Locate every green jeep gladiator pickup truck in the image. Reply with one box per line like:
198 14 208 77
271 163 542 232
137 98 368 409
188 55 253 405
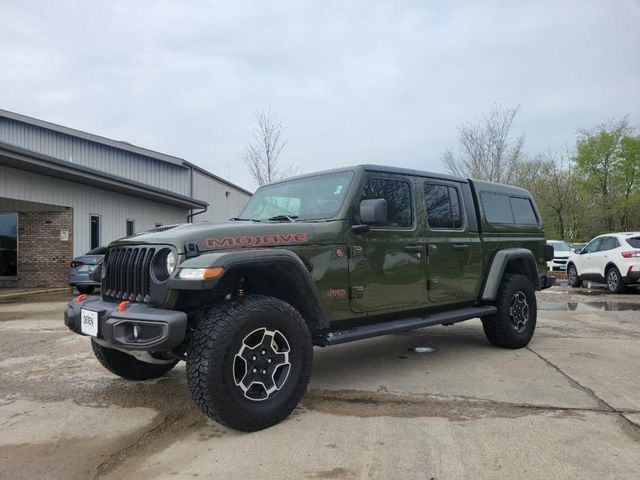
65 165 555 431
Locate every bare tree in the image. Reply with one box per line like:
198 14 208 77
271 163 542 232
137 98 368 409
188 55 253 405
243 107 299 186
443 104 526 183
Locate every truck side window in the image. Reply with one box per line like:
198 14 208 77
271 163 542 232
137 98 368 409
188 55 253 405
361 178 412 228
424 183 462 229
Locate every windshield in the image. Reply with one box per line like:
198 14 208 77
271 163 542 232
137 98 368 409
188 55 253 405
549 241 571 252
240 171 354 221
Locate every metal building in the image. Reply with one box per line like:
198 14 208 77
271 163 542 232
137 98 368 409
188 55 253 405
0 109 251 289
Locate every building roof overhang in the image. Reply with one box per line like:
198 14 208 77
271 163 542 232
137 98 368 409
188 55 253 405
0 141 208 210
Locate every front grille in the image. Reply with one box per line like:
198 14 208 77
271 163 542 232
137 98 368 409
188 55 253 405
103 246 156 303
555 259 567 264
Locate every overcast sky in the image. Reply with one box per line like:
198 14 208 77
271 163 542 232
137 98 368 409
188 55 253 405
1 1 639 191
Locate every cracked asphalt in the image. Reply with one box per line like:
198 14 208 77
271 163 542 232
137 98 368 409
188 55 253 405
1 288 639 479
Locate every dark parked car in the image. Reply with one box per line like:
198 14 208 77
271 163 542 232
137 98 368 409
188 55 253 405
69 246 106 294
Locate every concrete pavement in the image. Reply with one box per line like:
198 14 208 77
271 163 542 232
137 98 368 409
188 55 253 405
0 290 639 479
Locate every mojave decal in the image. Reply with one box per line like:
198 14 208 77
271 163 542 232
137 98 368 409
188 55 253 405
205 233 309 249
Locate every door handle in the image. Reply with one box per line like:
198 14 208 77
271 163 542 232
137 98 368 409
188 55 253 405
404 245 424 253
452 244 469 251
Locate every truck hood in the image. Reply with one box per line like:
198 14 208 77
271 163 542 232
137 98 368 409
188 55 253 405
109 220 328 254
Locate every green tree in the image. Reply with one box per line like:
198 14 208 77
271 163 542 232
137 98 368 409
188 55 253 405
618 135 640 231
573 118 633 232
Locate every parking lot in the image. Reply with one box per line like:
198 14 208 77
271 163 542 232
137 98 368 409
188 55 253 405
1 286 639 480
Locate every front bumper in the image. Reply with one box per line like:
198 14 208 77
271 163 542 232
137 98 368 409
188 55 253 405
64 297 187 351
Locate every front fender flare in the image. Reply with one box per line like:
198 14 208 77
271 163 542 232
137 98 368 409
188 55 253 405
169 248 330 330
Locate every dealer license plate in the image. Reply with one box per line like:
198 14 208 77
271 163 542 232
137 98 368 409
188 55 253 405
80 309 98 336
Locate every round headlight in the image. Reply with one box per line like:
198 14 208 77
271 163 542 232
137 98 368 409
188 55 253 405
166 251 177 275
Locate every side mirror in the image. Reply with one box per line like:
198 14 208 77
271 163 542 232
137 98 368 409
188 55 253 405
574 248 583 254
360 199 387 225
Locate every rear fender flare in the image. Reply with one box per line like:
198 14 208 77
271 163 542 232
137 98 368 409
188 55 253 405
482 248 540 301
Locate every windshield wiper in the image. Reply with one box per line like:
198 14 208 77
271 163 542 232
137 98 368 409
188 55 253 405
230 217 260 222
266 215 298 222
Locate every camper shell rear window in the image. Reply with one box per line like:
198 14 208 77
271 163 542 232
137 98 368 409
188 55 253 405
480 192 538 225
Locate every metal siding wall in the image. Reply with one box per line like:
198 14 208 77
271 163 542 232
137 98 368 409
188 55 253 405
191 171 251 222
0 165 187 257
0 118 190 195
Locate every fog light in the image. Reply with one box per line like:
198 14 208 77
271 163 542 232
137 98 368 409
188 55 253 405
133 325 140 340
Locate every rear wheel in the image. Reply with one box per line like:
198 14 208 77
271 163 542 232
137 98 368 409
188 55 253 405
606 266 627 294
567 264 582 288
76 285 95 294
91 340 178 380
482 274 537 349
187 295 313 432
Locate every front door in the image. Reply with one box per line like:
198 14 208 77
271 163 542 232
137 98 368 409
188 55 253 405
575 237 602 276
422 181 474 303
348 175 428 313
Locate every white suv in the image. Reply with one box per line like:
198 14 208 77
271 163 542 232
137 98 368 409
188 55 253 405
566 232 640 293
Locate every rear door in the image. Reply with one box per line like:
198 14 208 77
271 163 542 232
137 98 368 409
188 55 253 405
348 174 428 313
422 180 476 304
596 236 620 277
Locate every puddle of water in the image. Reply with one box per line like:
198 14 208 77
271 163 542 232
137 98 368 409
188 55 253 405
413 347 435 353
539 302 640 312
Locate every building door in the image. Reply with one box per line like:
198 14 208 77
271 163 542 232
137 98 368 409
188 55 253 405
0 212 18 277
90 215 101 249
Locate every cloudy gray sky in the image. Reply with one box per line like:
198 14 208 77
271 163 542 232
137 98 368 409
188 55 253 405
1 0 639 191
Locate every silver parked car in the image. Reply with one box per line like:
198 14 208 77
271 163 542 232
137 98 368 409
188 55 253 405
69 246 106 294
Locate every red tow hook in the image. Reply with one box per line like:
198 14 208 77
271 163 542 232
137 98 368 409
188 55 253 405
76 294 87 304
117 301 130 312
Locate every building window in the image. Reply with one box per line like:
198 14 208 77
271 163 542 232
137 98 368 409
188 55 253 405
90 215 101 249
0 212 18 277
126 219 135 237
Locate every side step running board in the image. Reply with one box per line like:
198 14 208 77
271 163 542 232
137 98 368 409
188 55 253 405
316 306 497 346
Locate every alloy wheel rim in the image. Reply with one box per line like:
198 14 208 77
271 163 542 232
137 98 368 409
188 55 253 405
509 291 529 334
233 327 292 402
568 266 576 283
608 270 618 291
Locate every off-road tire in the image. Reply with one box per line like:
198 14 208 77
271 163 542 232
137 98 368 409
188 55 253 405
567 264 582 288
187 295 313 432
91 340 178 380
482 274 537 349
76 285 95 295
606 266 627 294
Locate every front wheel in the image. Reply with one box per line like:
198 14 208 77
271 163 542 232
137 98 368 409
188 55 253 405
187 295 313 432
606 267 627 294
567 264 582 288
482 274 537 349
